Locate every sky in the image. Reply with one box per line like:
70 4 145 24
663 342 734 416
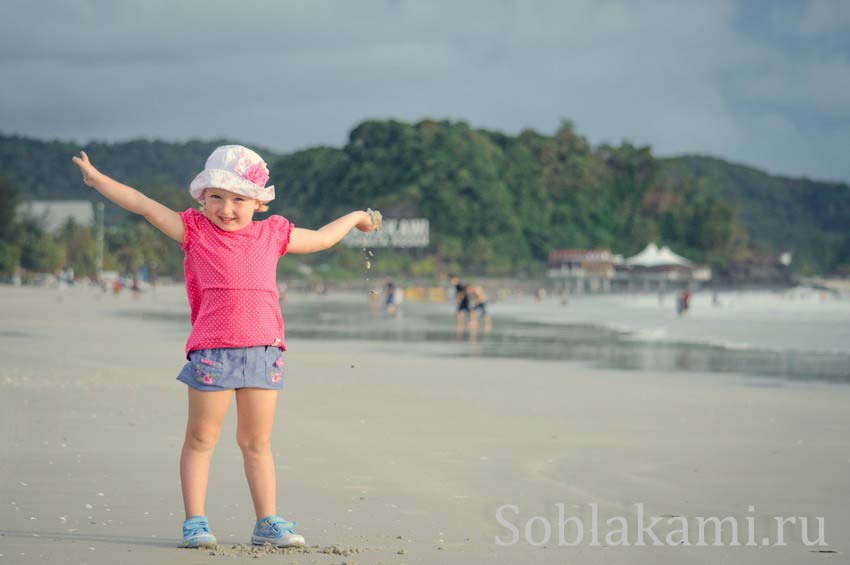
2 0 849 182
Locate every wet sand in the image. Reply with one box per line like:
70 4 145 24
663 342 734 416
1 284 849 564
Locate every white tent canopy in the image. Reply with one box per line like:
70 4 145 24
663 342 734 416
625 243 693 268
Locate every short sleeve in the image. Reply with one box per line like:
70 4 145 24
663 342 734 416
267 215 294 256
178 208 202 252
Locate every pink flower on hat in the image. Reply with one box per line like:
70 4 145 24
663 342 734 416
242 162 270 187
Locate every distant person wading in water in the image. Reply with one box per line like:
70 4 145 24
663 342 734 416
676 289 691 316
468 284 492 334
449 274 471 335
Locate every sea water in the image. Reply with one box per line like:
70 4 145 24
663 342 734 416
122 287 850 385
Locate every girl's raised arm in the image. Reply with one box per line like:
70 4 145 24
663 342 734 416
71 151 185 245
287 210 377 254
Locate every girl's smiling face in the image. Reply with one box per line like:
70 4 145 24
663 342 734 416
201 188 262 231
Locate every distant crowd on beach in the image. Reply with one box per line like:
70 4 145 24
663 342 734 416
449 274 492 336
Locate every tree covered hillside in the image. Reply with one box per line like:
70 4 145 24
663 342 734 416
0 134 279 199
661 156 850 275
271 119 743 275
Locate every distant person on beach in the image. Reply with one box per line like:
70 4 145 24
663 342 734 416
468 284 492 334
368 288 380 315
676 289 691 316
384 279 399 316
534 287 546 303
449 274 471 334
73 145 379 549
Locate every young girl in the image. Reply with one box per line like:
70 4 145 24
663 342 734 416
72 145 378 549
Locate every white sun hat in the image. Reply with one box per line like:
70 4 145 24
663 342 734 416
189 145 275 203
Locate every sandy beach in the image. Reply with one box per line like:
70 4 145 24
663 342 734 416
1 284 848 564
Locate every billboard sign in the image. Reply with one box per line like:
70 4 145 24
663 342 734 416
343 218 430 248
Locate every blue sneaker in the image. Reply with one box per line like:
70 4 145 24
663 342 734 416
179 515 217 548
251 515 306 547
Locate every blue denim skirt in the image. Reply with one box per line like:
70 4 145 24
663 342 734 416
177 346 285 391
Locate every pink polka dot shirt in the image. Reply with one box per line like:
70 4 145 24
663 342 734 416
179 208 293 359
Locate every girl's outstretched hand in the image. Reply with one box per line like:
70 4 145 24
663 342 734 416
71 150 102 188
357 208 382 232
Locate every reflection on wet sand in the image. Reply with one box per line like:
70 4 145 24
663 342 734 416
120 294 850 385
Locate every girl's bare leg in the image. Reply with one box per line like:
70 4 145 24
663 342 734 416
235 388 279 519
180 388 233 519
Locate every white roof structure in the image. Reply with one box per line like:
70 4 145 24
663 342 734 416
625 243 693 268
16 200 95 233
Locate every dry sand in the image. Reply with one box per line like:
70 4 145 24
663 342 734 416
1 284 848 564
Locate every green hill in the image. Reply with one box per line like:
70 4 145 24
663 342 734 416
1 120 848 278
271 119 748 275
660 155 850 274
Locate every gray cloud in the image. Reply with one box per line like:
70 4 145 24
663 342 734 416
1 0 848 182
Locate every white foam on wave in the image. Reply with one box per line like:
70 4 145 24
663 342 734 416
494 289 850 356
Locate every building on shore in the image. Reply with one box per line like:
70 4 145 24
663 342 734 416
16 200 94 233
620 243 711 292
714 251 792 285
547 249 621 294
547 243 711 294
